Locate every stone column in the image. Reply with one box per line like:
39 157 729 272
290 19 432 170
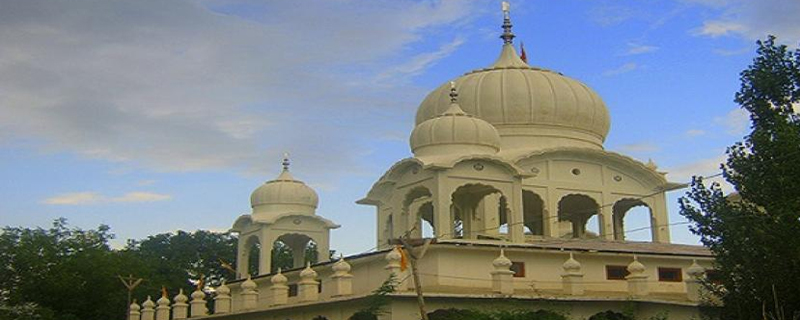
128 301 141 320
236 239 249 278
298 263 320 302
172 290 189 320
189 289 206 317
490 249 515 296
140 297 155 320
561 253 584 295
545 187 561 238
686 259 706 302
331 258 353 297
240 276 259 310
214 282 231 314
270 269 289 306
154 294 170 320
626 256 649 297
434 171 452 239
509 181 525 242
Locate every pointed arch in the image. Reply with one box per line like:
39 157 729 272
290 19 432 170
522 190 545 236
612 198 653 241
558 194 600 239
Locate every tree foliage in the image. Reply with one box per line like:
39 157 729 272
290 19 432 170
0 219 240 320
679 36 800 320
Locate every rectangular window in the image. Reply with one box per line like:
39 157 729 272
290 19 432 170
658 267 683 282
288 284 298 297
606 265 629 280
510 261 525 278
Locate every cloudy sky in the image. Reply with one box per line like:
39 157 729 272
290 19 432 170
1 0 799 254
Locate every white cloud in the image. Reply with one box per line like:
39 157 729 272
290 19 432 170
0 0 481 182
685 129 706 137
712 47 750 56
136 179 157 186
43 192 103 205
625 43 659 55
603 62 639 76
666 154 733 193
690 0 800 45
375 36 465 84
43 191 172 205
714 108 749 135
693 21 747 37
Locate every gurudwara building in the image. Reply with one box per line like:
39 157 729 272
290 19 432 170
127 4 714 320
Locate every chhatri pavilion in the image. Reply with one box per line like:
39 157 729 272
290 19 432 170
127 3 715 320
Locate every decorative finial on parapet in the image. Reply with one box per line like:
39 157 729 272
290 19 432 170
449 81 458 103
500 1 515 44
282 153 290 171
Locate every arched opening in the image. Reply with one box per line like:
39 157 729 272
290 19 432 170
558 194 600 239
245 236 261 276
451 184 505 239
403 186 434 238
272 233 316 272
588 310 634 320
612 199 653 242
522 190 545 236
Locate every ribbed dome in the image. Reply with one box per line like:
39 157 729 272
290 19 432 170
250 164 318 217
415 44 610 152
410 87 501 159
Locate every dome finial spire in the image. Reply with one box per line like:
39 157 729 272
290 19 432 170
281 153 290 171
449 81 458 103
500 1 515 45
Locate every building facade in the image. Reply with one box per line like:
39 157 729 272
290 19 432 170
127 3 715 320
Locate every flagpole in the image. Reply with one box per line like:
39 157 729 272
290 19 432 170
399 229 429 320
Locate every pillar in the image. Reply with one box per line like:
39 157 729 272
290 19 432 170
298 263 319 302
651 194 671 243
259 229 273 274
128 301 141 320
626 256 649 297
545 187 560 238
140 297 155 320
561 253 584 295
171 290 189 320
270 269 289 306
236 239 248 278
509 181 525 242
686 259 706 302
490 249 515 296
213 282 231 314
331 258 353 297
434 171 452 239
600 192 615 240
240 276 259 310
189 289 206 317
155 294 170 320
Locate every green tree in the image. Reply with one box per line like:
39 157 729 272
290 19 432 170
0 219 140 320
124 230 237 295
679 36 800 320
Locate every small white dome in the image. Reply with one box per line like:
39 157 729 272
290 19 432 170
142 296 155 308
174 289 188 303
271 269 288 285
627 257 646 274
157 295 170 306
190 289 205 300
410 86 501 158
687 259 705 277
129 301 141 311
492 249 512 268
241 275 257 291
250 162 318 217
562 253 582 273
216 282 230 295
385 247 402 263
332 258 352 273
300 263 318 279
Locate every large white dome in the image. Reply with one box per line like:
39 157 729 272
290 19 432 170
415 44 610 153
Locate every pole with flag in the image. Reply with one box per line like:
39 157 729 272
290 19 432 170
520 41 528 63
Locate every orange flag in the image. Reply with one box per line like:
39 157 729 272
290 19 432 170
520 42 528 63
397 245 409 271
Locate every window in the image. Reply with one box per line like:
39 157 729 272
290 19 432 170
510 261 525 278
606 265 629 280
288 284 298 297
658 267 683 282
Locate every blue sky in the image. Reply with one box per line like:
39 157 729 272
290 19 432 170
1 0 799 254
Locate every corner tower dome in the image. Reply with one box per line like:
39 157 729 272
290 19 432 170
410 83 501 159
250 156 319 218
414 8 610 154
